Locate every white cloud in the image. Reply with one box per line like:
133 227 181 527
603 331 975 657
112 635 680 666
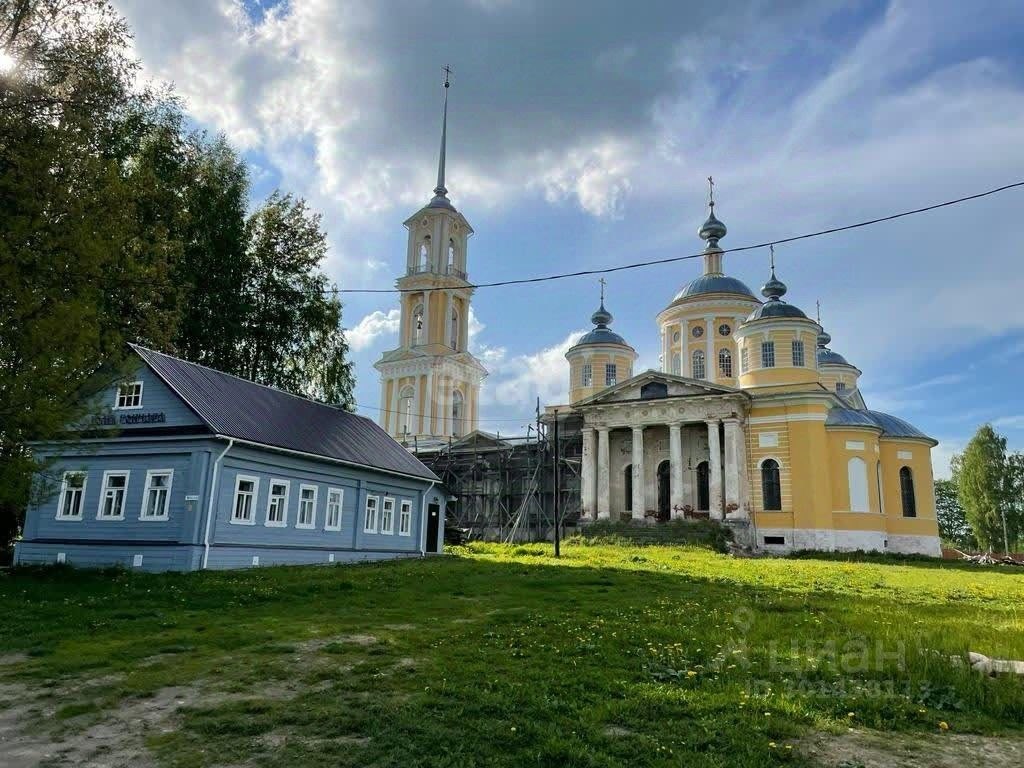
481 331 586 410
537 138 636 218
992 415 1024 430
347 309 400 351
932 439 963 480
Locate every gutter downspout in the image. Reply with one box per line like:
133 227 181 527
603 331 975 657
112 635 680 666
202 437 234 570
420 481 437 556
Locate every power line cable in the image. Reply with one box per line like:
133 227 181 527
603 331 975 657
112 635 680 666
332 180 1024 294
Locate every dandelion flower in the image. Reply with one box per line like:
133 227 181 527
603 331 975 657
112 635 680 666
939 721 949 731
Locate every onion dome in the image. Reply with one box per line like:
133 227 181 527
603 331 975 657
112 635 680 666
571 288 633 350
816 323 853 366
745 256 807 321
698 202 728 245
591 301 613 327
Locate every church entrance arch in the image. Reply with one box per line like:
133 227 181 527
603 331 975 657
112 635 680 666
696 461 710 511
623 464 632 513
657 460 671 522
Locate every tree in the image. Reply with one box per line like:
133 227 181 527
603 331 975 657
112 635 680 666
239 192 355 407
956 425 1016 553
934 478 974 550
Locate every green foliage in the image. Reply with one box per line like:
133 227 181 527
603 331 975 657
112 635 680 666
3 546 1024 767
956 425 1017 553
934 479 975 550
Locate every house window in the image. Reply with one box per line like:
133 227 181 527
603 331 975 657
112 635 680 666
381 497 395 534
848 457 869 512
605 363 617 387
791 340 805 367
114 381 143 409
900 467 916 517
761 341 775 368
231 476 258 524
718 348 732 377
761 460 782 511
452 390 464 437
740 347 748 374
836 382 847 393
364 495 379 533
297 485 317 529
57 472 87 519
325 488 343 531
265 480 289 527
399 500 412 536
581 363 593 387
140 470 173 520
692 350 705 380
97 471 129 519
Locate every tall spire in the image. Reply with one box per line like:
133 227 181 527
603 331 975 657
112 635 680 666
698 175 727 275
430 66 453 209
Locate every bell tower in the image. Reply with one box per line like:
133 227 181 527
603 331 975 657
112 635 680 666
375 69 487 443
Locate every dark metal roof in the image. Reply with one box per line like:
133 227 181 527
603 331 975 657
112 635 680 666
817 348 853 366
573 327 632 348
745 299 809 321
673 274 757 301
826 406 934 443
131 344 438 481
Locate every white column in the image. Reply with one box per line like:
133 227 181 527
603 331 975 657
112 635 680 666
706 419 723 519
681 324 688 377
421 291 431 347
581 428 597 520
631 426 645 518
443 291 453 347
660 330 667 373
669 422 684 518
723 418 741 516
597 428 611 519
389 379 400 437
706 316 715 382
425 370 435 435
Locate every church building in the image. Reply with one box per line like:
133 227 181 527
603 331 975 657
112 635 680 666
556 190 942 556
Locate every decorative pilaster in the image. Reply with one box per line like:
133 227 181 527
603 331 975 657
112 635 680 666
669 423 684 518
631 426 645 518
723 418 745 517
444 291 453 347
597 428 611 519
581 428 597 520
706 419 723 519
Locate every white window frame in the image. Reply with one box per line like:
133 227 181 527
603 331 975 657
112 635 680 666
791 340 805 367
139 469 173 521
113 380 144 410
399 499 413 536
836 381 847 393
718 348 732 378
56 471 87 520
605 363 617 387
581 363 593 387
364 494 379 533
264 479 290 528
761 341 776 368
324 487 344 531
296 484 318 529
231 474 259 525
381 497 395 535
692 350 706 380
96 470 130 520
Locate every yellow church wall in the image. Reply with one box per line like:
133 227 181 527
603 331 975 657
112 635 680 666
567 350 635 404
786 418 834 530
878 440 939 536
826 428 882 515
383 378 395 433
417 374 428 434
819 365 860 395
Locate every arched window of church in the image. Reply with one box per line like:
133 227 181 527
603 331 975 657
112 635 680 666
899 466 916 517
848 457 869 512
719 348 732 378
447 239 456 271
692 350 706 380
412 303 424 345
451 390 465 437
761 459 781 511
450 308 459 350
398 386 415 436
419 237 430 271
671 353 681 375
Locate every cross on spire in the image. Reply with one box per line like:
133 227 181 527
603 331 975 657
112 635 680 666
816 299 821 324
769 244 776 272
708 175 715 207
599 277 606 303
442 64 453 88
432 65 454 206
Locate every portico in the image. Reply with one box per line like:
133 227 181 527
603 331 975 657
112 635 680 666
575 372 750 522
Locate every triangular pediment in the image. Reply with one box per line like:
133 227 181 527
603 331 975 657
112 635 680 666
576 370 744 407
449 430 511 451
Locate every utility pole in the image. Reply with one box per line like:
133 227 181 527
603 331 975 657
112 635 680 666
553 408 560 558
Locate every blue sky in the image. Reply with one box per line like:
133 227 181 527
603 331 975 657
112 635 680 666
116 0 1024 476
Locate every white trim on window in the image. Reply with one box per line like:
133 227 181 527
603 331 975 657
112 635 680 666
264 478 290 528
381 497 395 534
96 470 129 520
364 494 379 533
231 474 259 525
56 471 87 520
399 499 413 536
297 484 318 529
324 487 344 531
113 380 144 410
139 469 173 521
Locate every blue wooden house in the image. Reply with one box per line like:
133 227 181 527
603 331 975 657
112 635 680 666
15 345 446 571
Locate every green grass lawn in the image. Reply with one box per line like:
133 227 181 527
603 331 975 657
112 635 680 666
1 543 1023 767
